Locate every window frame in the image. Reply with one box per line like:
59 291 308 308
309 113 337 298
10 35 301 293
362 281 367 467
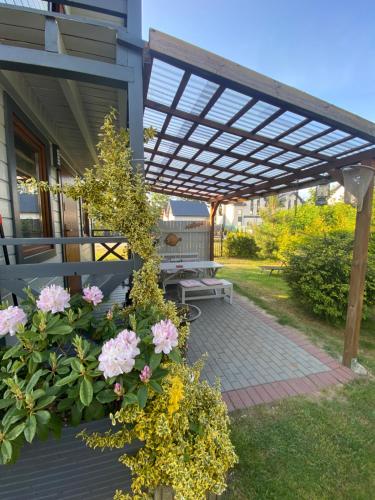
5 96 56 264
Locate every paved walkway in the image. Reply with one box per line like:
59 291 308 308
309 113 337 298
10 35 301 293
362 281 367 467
187 293 355 411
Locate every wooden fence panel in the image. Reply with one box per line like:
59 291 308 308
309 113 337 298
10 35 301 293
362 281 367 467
158 220 210 260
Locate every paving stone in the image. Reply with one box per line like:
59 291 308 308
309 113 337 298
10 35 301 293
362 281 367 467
186 293 350 405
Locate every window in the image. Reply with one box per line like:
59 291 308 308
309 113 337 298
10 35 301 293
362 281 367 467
13 116 53 259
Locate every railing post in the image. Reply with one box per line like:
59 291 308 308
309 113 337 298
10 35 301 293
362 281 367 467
126 0 144 174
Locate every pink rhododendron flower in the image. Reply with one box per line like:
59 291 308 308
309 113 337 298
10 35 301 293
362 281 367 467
98 329 140 379
151 319 178 355
139 365 152 383
36 285 70 314
83 285 104 306
0 306 27 337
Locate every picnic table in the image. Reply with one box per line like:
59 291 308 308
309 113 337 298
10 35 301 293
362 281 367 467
160 260 223 291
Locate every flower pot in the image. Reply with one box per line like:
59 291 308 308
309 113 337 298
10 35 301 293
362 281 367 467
0 418 139 500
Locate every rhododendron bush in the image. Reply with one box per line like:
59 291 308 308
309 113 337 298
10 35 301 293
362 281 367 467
0 286 182 466
1 111 236 498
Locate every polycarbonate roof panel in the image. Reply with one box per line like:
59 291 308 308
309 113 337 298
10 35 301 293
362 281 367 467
210 132 239 149
166 116 194 137
258 111 306 138
144 50 375 201
214 156 237 167
177 75 219 115
301 129 350 151
251 145 283 160
143 108 166 131
189 125 217 144
320 137 369 156
232 139 263 155
147 59 184 106
195 151 219 163
234 101 279 131
281 121 330 145
205 88 251 124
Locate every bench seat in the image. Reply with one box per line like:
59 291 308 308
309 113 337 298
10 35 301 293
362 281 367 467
178 279 233 304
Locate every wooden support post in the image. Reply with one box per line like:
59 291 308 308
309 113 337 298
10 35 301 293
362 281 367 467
343 167 374 367
209 201 220 261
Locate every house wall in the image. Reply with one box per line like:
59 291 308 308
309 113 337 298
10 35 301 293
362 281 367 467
217 201 264 230
166 215 209 222
217 192 302 231
0 86 65 307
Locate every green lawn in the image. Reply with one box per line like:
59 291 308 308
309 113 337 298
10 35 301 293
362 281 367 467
215 258 375 500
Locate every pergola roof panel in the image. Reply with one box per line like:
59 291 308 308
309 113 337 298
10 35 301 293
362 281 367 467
205 88 251 123
144 30 375 201
177 74 220 115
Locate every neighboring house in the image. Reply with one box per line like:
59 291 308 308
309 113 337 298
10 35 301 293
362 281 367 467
163 200 209 221
216 192 302 231
328 183 345 204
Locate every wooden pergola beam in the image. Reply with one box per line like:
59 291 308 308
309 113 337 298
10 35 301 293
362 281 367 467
221 147 375 201
209 201 220 260
343 160 375 367
145 99 330 164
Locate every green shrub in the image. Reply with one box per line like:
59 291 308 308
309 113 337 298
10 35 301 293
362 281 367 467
284 232 375 323
223 232 258 258
254 202 357 260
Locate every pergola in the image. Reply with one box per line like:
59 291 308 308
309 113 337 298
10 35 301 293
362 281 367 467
0 0 373 369
143 30 375 368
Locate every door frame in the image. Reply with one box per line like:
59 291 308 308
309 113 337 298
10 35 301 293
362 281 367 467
58 155 82 292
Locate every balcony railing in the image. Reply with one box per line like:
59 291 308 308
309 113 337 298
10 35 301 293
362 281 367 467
0 236 141 300
91 229 130 261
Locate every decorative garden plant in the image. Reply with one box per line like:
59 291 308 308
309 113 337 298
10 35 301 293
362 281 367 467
0 111 237 499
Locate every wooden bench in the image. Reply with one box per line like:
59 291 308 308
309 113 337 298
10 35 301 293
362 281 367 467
178 279 233 304
259 265 286 275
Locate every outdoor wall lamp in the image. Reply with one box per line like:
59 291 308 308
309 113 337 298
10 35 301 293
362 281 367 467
342 164 375 212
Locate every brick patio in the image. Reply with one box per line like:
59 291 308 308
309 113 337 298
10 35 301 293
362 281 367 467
187 293 355 412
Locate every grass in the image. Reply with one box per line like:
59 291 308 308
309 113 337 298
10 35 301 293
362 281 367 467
215 258 375 499
224 380 375 499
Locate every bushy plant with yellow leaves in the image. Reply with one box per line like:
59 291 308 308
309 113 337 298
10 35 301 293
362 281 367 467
80 361 237 499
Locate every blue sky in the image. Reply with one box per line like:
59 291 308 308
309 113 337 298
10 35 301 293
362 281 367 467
142 0 375 123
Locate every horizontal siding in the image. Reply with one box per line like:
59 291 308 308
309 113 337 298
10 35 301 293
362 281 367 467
0 418 134 499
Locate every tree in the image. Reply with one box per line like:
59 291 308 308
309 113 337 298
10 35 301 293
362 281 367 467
149 192 169 218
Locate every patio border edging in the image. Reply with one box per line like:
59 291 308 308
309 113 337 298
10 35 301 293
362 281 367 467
222 293 356 411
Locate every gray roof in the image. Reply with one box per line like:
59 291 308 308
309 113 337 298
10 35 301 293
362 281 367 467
169 200 209 217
